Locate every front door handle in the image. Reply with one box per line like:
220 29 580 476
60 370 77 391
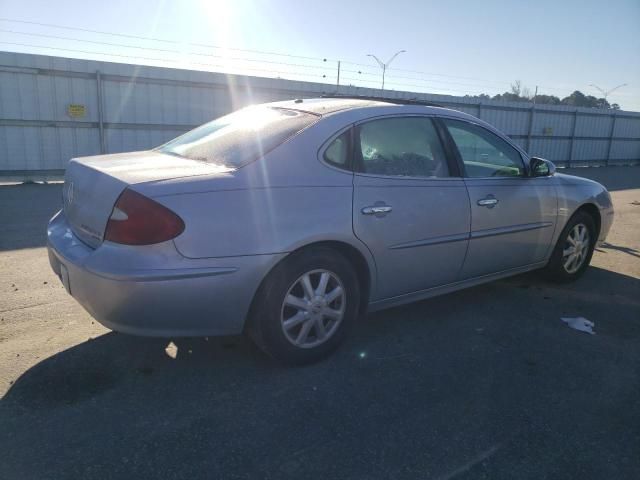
362 205 393 215
477 196 499 208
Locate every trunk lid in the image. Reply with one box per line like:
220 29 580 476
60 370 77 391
63 151 231 248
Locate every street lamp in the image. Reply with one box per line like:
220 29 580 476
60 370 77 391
589 83 627 109
367 50 406 90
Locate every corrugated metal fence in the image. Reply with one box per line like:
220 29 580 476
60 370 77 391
1 51 639 180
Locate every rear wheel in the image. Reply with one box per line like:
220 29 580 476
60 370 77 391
543 210 596 282
247 247 360 365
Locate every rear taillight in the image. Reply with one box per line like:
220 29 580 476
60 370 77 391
104 189 185 245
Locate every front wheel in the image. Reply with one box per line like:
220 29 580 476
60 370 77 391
543 211 597 282
247 247 360 365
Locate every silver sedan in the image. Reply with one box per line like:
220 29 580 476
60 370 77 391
47 98 614 364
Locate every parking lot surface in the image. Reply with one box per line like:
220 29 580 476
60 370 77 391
1 167 639 479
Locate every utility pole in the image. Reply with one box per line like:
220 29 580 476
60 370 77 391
589 83 627 109
367 50 406 90
532 85 538 105
336 61 341 87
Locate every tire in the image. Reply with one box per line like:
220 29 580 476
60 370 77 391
247 247 360 365
543 210 597 283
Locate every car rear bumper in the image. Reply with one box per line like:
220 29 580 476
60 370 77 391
47 211 284 337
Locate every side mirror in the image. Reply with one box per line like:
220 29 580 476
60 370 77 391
529 157 556 177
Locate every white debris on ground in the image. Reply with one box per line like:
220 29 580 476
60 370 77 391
561 317 595 335
165 341 178 359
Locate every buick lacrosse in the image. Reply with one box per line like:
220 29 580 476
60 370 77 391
48 97 614 363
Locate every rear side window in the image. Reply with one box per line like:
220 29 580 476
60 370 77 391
323 130 351 169
356 117 449 178
157 106 318 168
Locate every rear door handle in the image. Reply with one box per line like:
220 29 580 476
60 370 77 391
362 205 392 215
477 196 499 208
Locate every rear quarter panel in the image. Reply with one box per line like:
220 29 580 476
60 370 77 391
161 184 355 258
150 122 370 260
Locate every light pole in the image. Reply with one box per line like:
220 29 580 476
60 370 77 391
367 50 406 90
589 83 627 109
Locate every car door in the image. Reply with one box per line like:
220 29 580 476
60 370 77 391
439 118 557 279
350 115 470 301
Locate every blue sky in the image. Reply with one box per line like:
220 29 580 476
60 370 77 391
1 0 638 110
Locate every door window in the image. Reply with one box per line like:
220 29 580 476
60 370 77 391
356 117 449 178
443 119 525 177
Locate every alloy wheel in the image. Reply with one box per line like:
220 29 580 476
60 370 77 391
280 269 346 349
562 223 590 274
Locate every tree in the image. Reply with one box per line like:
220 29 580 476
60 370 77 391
492 92 526 103
534 94 561 105
510 80 523 97
560 90 610 108
463 82 622 109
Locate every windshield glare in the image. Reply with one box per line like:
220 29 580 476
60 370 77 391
157 106 317 168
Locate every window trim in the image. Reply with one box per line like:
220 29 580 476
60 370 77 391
436 117 529 180
352 114 460 180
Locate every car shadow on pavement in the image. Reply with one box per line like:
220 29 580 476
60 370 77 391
1 266 639 479
597 242 640 259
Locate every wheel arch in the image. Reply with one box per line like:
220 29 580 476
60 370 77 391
308 240 373 316
244 239 375 333
575 202 601 238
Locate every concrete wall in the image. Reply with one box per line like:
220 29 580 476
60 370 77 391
1 51 639 179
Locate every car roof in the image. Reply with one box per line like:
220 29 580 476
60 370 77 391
267 97 528 158
270 98 386 115
269 97 477 121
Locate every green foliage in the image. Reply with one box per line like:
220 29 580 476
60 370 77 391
534 94 561 105
561 90 610 108
465 81 622 109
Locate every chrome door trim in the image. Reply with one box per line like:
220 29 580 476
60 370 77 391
387 222 552 250
353 173 464 182
470 221 553 239
388 232 469 250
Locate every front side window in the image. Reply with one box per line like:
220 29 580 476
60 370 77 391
157 106 318 168
356 117 449 178
442 119 524 177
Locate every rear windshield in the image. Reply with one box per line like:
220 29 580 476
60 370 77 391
157 106 317 168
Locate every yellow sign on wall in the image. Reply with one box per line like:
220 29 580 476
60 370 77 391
67 104 86 118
